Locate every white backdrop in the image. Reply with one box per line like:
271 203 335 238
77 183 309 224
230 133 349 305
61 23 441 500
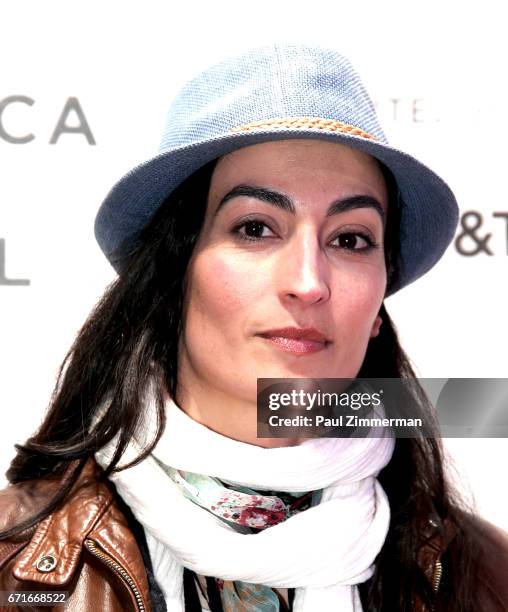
1 1 507 530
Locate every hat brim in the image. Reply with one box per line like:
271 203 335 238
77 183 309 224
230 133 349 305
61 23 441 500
94 128 458 295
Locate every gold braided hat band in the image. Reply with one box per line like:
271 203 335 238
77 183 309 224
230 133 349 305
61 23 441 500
229 116 377 141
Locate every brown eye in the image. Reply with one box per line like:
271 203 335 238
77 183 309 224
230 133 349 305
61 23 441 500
330 232 376 252
242 221 268 237
232 219 276 241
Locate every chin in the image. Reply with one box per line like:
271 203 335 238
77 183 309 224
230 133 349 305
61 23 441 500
276 363 335 378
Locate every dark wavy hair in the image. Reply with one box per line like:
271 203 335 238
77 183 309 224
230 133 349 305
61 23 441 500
0 157 484 611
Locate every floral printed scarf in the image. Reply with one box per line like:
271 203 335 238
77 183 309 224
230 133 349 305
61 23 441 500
163 464 320 611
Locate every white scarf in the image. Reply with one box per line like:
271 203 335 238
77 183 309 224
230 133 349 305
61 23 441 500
95 393 395 612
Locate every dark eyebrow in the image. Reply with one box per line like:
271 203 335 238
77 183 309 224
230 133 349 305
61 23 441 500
215 185 295 215
214 185 385 223
326 195 385 223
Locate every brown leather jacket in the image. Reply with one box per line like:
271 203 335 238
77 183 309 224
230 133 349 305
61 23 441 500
0 458 507 612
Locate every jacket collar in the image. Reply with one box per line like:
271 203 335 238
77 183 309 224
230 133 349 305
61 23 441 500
11 459 152 610
12 459 114 585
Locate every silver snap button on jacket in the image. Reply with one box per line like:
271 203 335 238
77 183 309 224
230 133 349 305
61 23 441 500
36 554 57 572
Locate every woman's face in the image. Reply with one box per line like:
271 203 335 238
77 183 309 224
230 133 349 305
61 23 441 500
177 139 388 404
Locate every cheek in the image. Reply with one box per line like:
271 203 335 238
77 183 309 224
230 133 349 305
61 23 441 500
184 250 261 334
354 272 385 313
333 265 385 330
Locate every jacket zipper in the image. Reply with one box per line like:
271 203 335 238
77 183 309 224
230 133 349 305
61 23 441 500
421 559 443 612
431 559 443 593
85 538 145 612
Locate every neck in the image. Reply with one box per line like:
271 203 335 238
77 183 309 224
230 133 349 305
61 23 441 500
174 383 302 448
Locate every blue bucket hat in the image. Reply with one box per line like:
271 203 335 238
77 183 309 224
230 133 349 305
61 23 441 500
94 43 458 295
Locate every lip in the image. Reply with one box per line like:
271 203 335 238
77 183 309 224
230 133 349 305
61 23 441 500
257 327 331 354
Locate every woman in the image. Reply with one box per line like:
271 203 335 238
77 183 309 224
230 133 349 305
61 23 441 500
0 44 507 612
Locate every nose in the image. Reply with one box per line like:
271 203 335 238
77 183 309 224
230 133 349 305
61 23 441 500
277 229 331 306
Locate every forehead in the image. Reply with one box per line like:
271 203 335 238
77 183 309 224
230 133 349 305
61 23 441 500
209 139 389 211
